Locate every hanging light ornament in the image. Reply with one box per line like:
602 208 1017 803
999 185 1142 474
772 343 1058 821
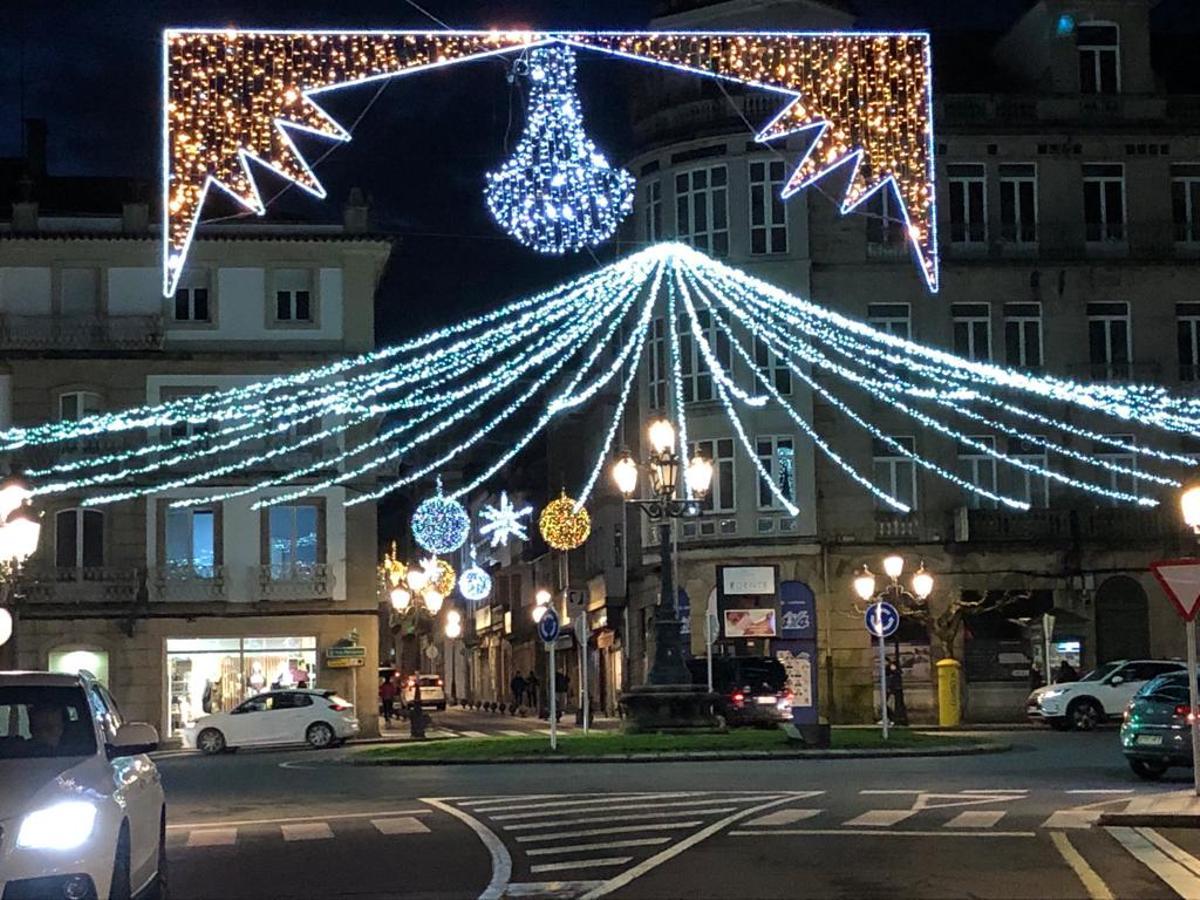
411 479 471 554
458 545 493 603
484 43 635 255
538 491 591 550
419 555 457 597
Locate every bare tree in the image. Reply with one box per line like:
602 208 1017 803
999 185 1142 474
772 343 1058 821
851 589 1032 661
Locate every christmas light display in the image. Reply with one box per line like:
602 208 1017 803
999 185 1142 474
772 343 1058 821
484 43 634 254
420 555 457 597
411 484 471 554
478 491 533 547
459 564 493 603
539 492 592 550
162 29 938 294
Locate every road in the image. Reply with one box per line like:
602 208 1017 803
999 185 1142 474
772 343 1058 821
156 716 1200 899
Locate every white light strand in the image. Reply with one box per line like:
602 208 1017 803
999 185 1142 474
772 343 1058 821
666 273 691 498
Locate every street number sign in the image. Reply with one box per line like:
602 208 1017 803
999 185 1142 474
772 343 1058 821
538 608 561 643
1151 559 1200 622
865 601 899 638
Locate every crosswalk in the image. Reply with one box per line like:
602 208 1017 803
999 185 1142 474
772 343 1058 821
421 726 560 740
169 810 434 849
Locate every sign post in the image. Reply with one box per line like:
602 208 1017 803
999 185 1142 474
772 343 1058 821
568 591 588 736
865 600 899 740
538 608 561 751
1150 559 1200 796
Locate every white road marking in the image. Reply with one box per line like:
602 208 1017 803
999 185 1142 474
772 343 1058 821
281 822 334 841
168 808 431 830
532 857 633 875
1106 826 1200 897
459 794 566 807
504 882 604 897
500 730 528 737
493 796 764 822
944 811 1006 829
460 730 490 738
844 810 917 828
1051 831 1114 900
372 817 431 835
516 822 704 843
729 829 1037 838
1137 828 1200 879
1066 790 1135 795
526 837 671 856
472 793 694 814
745 809 823 827
186 828 237 847
1042 810 1102 830
502 807 740 831
423 797 512 900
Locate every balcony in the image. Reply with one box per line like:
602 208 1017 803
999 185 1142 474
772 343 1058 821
0 315 163 351
955 507 1186 546
149 565 228 602
18 567 139 604
632 92 782 146
955 508 1071 542
874 513 921 541
257 563 335 601
1067 361 1162 384
935 92 1183 127
939 222 1196 263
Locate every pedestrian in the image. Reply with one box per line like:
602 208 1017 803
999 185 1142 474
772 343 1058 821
554 669 569 721
525 671 539 712
1028 664 1044 691
510 672 527 707
885 659 908 726
1056 660 1078 683
380 675 397 725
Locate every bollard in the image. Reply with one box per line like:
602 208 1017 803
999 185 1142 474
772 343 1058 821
936 658 962 728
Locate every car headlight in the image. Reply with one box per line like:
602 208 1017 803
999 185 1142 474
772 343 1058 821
17 801 98 850
1041 689 1066 699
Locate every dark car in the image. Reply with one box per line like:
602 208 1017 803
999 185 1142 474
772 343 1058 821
1120 670 1199 779
688 656 793 727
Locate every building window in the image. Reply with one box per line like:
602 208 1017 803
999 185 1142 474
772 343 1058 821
959 436 998 510
267 504 320 577
873 436 917 510
647 317 668 410
689 438 735 513
1087 301 1131 380
59 268 98 317
1077 22 1120 95
166 508 216 577
1172 164 1200 244
952 303 991 361
947 164 986 244
867 303 911 340
645 181 662 243
1004 303 1043 370
1178 303 1200 382
273 269 314 323
58 390 102 421
1010 437 1049 508
678 310 731 404
158 385 212 440
865 188 907 253
675 165 729 257
55 508 104 569
1096 435 1136 506
753 336 792 395
999 163 1038 244
749 160 788 254
756 435 796 510
173 271 211 323
1083 164 1125 243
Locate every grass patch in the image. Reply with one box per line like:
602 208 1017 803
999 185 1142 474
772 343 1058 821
358 727 982 762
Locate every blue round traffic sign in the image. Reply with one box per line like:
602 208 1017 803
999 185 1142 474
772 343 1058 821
538 608 561 643
865 601 899 638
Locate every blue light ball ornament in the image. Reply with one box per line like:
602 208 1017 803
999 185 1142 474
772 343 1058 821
411 487 470 554
459 565 493 603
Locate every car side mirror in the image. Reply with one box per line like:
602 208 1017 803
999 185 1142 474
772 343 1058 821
108 722 160 759
1109 675 1124 686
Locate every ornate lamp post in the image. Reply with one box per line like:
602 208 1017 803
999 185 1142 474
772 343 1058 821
1178 485 1200 795
0 473 41 655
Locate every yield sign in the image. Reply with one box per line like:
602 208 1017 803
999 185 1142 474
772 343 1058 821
1150 559 1200 622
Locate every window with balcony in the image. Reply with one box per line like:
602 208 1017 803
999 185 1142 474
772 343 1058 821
959 436 998 509
872 436 917 510
999 163 1038 244
749 159 788 254
688 438 735 513
55 508 103 569
1077 22 1120 95
647 317 668 409
952 303 991 362
1172 164 1200 244
865 188 907 255
1083 164 1125 243
753 336 792 395
756 435 796 510
678 309 731 403
1004 302 1043 370
266 504 321 578
1009 436 1049 508
947 164 986 245
644 180 663 243
867 303 911 340
1096 435 1136 506
1087 301 1131 379
58 390 102 421
1178 303 1200 382
273 269 314 323
60 268 98 317
173 270 211 323
675 165 729 257
165 507 216 577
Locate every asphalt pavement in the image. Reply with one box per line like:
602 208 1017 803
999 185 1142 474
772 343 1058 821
155 717 1200 899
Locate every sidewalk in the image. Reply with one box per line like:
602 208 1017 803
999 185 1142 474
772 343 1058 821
1099 790 1200 828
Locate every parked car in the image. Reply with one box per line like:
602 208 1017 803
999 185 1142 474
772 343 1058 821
1026 659 1186 730
183 688 360 753
687 656 793 727
1120 670 1199 779
402 674 446 711
1 670 165 900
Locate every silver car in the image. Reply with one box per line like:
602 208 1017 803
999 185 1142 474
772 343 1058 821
1120 671 1197 779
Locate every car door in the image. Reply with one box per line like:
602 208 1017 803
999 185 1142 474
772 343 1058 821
274 692 315 744
1103 663 1158 714
225 694 273 744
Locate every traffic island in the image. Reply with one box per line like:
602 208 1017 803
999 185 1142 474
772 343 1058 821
346 727 1009 765
1098 790 1200 828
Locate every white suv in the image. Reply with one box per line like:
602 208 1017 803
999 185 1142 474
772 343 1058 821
1026 659 1186 730
0 670 165 900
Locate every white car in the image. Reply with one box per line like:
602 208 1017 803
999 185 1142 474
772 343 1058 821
183 688 360 753
1026 659 1186 730
402 674 446 711
0 670 165 900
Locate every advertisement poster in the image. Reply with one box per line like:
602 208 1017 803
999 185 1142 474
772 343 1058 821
779 582 816 640
777 649 814 710
723 608 777 638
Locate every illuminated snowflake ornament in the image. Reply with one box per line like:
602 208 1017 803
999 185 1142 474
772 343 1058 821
411 482 471 554
478 491 533 547
484 43 635 254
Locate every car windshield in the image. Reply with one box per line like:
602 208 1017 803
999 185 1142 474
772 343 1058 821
0 685 98 759
1136 673 1193 699
1079 662 1122 682
418 677 440 687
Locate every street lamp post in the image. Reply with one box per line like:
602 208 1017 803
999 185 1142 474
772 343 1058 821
1178 486 1200 796
0 473 41 661
382 547 451 739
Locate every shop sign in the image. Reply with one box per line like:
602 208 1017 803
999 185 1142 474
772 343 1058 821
596 629 615 649
779 582 816 640
475 605 493 631
325 645 365 668
721 566 776 596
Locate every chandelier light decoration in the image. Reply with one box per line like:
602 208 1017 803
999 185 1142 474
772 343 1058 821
484 44 634 254
161 28 939 295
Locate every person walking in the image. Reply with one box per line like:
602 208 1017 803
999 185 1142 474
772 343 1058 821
554 669 569 722
885 659 908 726
379 675 397 726
510 672 527 708
525 671 540 713
1056 660 1079 683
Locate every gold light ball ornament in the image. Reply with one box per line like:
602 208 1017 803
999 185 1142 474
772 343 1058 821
419 555 457 597
539 492 591 550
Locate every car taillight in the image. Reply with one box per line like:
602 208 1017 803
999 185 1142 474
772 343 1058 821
436 678 443 687
329 702 352 711
731 692 745 706
1173 704 1198 723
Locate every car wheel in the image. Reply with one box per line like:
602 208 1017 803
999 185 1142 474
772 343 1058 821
145 808 169 900
307 721 335 749
1068 698 1103 731
1129 758 1168 780
197 728 226 755
110 824 133 900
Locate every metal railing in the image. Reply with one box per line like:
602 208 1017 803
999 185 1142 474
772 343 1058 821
935 92 1191 125
1067 361 1162 383
0 315 164 351
257 563 334 601
17 566 139 603
956 506 1186 545
149 565 227 602
939 222 1200 262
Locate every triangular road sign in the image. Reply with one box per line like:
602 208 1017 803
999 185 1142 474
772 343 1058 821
1150 559 1200 621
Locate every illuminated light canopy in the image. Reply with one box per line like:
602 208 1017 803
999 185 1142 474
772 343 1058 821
162 28 939 295
411 485 471 554
478 491 533 547
539 492 591 551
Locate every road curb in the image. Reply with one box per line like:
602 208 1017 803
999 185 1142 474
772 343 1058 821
344 742 1010 766
1096 813 1200 828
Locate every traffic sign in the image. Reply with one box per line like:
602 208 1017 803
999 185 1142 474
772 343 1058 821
538 608 561 643
865 601 899 638
1151 559 1200 622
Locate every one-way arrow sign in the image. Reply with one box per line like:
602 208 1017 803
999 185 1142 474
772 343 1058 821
1151 558 1200 621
